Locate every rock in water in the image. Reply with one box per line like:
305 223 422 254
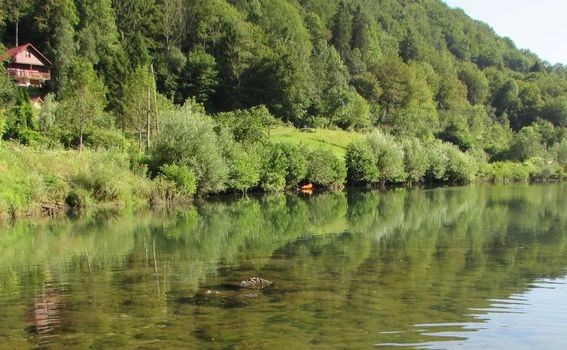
237 277 273 290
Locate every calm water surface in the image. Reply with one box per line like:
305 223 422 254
1 184 567 349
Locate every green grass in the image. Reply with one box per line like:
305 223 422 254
270 126 362 157
0 143 152 222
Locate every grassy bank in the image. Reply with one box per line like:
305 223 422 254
0 143 152 222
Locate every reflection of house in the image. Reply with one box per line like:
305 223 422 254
3 43 51 87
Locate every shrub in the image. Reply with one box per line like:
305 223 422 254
401 138 429 184
65 189 91 209
524 157 564 181
260 143 289 192
426 140 449 182
86 127 127 150
345 140 378 185
486 162 529 183
444 143 477 183
366 131 406 184
148 176 189 206
280 143 308 187
215 105 276 145
552 138 567 170
151 105 229 194
306 146 346 188
159 164 197 197
227 144 262 192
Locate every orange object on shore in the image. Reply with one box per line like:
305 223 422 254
301 183 313 190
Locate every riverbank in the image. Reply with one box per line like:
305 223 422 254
1 141 566 225
0 143 153 222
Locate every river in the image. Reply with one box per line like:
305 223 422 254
0 184 566 349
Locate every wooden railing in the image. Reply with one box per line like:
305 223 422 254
7 68 50 80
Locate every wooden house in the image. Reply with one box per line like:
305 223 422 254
3 43 51 88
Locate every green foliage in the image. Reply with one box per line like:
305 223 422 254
508 126 546 162
280 143 308 187
260 143 289 192
60 58 108 149
260 142 309 192
524 157 564 181
444 143 478 184
2 90 40 144
345 140 378 185
0 145 152 218
306 146 346 188
366 131 406 184
485 162 530 183
215 106 275 146
151 103 229 194
159 164 197 197
553 138 567 171
120 65 155 139
2 0 567 209
179 47 219 104
401 138 429 184
458 63 489 105
227 145 262 192
541 98 567 127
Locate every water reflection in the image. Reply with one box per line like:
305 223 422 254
0 184 566 348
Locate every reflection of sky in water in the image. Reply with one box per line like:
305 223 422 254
381 273 567 349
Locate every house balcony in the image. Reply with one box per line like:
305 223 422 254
7 68 50 81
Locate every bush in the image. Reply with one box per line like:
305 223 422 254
401 138 429 184
280 143 308 187
149 176 190 206
366 131 406 184
444 143 478 183
426 140 449 182
151 105 229 194
553 138 567 170
485 162 529 183
260 143 289 192
160 164 197 197
65 189 91 209
227 143 262 192
215 105 276 145
346 140 378 185
524 157 564 181
86 127 127 150
306 146 346 188
0 145 153 220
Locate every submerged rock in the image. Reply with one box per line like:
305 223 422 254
233 277 273 290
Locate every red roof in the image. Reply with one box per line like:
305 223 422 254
2 43 52 65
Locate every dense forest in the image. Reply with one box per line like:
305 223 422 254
3 0 567 218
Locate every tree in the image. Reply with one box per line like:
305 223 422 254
508 126 545 161
399 30 420 63
61 59 107 151
458 63 489 105
35 0 79 93
121 65 156 149
330 1 352 61
493 79 520 121
4 0 33 46
179 47 219 105
157 0 186 51
76 0 120 66
541 97 567 127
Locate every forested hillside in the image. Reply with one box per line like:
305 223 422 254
3 1 567 140
3 0 567 219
